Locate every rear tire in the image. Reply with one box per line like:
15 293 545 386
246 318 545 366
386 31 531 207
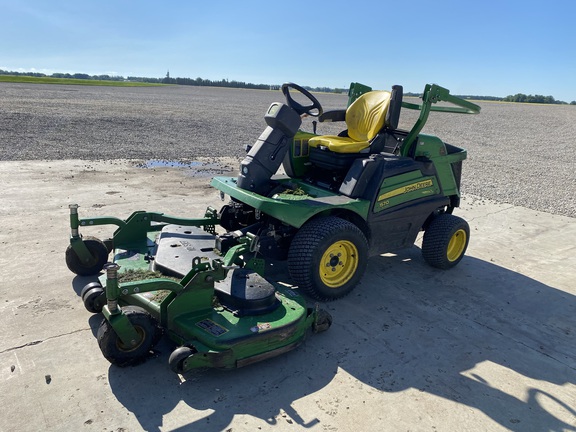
422 214 470 269
288 216 368 301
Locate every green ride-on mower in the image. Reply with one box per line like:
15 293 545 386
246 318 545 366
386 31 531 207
66 81 479 372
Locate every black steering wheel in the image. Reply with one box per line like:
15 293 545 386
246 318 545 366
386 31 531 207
281 83 323 117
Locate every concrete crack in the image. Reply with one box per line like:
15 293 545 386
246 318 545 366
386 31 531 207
0 328 90 354
466 204 515 223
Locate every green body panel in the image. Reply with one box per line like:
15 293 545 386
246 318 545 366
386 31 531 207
211 176 370 228
412 134 467 198
284 130 315 178
169 286 311 369
103 266 314 370
374 171 440 213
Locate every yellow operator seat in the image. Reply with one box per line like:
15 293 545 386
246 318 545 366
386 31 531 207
308 90 392 154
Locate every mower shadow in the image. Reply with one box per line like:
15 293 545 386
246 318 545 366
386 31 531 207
330 249 576 431
103 249 575 431
107 338 335 431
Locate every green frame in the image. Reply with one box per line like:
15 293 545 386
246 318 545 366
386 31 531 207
69 204 219 262
400 84 480 156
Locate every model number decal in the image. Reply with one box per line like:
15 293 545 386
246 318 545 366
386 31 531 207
196 319 229 336
378 179 434 201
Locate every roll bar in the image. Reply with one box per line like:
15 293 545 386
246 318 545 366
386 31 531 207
400 84 480 156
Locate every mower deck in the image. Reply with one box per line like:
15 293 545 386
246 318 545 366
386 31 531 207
91 223 319 371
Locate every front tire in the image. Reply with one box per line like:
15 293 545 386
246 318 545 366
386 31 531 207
288 216 368 301
422 214 470 269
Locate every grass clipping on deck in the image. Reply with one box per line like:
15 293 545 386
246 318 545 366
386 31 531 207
118 269 179 303
117 268 221 307
118 269 178 282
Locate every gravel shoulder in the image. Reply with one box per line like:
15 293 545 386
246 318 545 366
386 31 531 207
2 82 575 216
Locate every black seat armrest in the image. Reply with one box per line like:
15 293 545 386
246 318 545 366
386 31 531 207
319 109 346 123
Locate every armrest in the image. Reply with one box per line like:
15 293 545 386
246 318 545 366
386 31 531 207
319 109 346 123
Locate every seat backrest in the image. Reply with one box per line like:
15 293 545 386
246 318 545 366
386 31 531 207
385 85 403 130
346 90 391 142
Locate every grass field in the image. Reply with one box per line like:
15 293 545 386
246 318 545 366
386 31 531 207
0 74 165 87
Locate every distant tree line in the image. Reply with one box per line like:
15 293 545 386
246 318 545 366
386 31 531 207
157 76 271 90
0 69 573 104
0 69 126 81
501 93 576 105
155 74 345 93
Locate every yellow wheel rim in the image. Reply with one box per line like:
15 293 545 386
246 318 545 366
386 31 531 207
447 229 467 262
116 326 145 352
319 240 359 288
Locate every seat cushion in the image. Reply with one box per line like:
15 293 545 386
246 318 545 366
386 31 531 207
308 90 391 154
308 135 370 154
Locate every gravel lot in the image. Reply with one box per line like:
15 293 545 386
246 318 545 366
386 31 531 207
1 82 575 217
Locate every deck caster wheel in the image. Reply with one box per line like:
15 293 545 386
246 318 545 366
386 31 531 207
81 282 106 313
97 306 161 367
65 236 109 276
169 346 197 374
313 309 333 333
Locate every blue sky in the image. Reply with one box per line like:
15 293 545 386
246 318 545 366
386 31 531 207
1 0 575 101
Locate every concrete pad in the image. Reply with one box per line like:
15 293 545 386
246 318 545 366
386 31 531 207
1 160 574 432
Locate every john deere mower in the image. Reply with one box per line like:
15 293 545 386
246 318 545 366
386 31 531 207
66 81 479 372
